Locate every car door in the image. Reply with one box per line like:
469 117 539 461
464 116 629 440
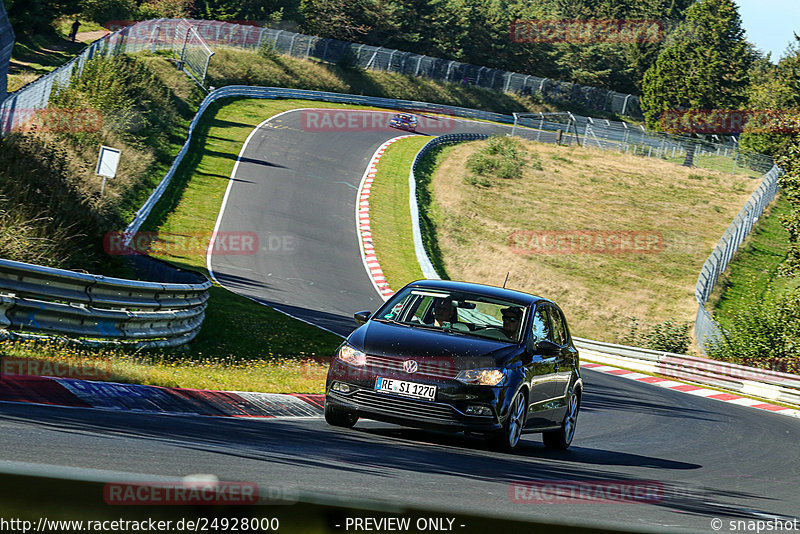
523 305 559 426
547 305 579 400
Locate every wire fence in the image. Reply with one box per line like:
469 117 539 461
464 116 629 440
512 112 775 177
0 19 210 134
694 165 781 352
0 16 776 182
178 19 644 118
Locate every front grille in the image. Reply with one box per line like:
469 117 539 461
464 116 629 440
366 355 459 379
341 390 459 424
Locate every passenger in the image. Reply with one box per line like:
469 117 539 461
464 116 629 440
432 298 458 327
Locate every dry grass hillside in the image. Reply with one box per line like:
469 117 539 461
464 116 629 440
428 139 761 344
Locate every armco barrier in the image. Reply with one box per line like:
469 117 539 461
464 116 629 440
0 257 210 348
408 133 489 280
574 337 800 407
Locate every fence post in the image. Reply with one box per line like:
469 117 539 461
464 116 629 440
321 38 329 62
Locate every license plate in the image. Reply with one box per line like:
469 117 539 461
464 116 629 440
375 377 436 401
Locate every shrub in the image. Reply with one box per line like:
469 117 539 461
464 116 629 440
707 287 800 373
620 316 692 354
465 136 527 182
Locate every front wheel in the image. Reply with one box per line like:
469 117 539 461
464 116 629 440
324 402 358 428
489 390 527 451
543 389 580 450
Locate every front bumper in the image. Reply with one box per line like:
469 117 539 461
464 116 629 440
325 384 503 432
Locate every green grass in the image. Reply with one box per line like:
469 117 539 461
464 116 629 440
709 196 799 328
368 137 431 289
206 48 569 118
0 338 328 393
8 36 85 91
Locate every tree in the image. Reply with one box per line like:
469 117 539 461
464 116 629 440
640 0 755 128
776 140 800 279
740 36 800 157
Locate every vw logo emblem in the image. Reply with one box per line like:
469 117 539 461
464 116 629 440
402 360 418 374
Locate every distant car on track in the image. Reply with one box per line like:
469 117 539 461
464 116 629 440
324 279 582 451
389 112 417 131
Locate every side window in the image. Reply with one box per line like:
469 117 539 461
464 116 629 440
550 307 567 346
530 307 551 343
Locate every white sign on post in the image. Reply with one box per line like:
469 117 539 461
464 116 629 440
96 145 121 196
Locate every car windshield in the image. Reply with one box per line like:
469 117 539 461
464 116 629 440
373 287 527 343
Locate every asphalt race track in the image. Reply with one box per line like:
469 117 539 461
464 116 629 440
1 369 798 532
207 109 541 335
2 107 798 533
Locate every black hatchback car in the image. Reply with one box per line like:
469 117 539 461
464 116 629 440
324 280 582 451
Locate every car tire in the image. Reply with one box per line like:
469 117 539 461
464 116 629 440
324 402 358 428
542 389 580 450
489 390 527 451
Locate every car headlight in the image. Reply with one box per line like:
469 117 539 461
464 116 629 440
456 368 506 386
337 344 366 366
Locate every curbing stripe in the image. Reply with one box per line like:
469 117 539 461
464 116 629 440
354 134 417 302
1 365 798 419
0 376 324 418
582 360 800 418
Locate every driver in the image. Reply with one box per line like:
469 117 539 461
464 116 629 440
501 307 523 339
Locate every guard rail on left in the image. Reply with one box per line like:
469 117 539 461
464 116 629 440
0 257 211 348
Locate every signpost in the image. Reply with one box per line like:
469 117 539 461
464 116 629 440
95 145 121 196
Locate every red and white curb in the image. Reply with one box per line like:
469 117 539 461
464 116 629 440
356 135 417 301
581 362 800 418
0 375 324 418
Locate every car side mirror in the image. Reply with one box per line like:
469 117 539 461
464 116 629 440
354 310 372 325
534 339 560 356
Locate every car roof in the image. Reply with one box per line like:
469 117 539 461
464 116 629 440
404 279 551 307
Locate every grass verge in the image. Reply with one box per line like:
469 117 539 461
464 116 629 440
709 196 799 328
368 136 432 289
0 338 327 393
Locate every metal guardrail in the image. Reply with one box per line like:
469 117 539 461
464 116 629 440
0 257 211 348
408 133 489 280
574 337 800 407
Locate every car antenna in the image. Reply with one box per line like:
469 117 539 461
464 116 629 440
502 272 510 288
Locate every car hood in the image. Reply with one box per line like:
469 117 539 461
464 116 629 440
348 320 520 368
